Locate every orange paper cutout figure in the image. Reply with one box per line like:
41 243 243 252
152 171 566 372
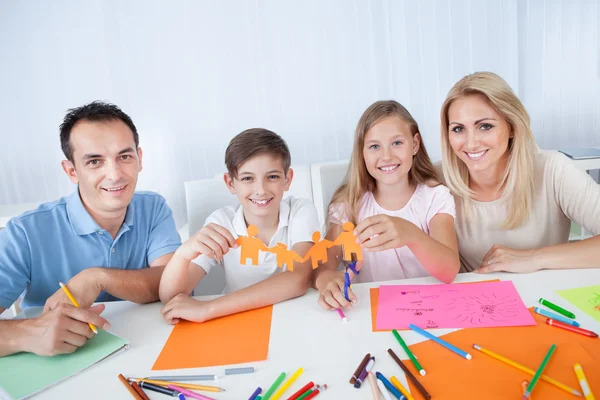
267 243 304 271
333 222 363 261
301 231 335 270
236 225 268 265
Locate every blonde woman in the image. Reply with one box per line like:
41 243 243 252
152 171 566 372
440 72 600 273
314 100 460 310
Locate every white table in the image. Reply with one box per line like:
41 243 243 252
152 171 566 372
30 269 600 399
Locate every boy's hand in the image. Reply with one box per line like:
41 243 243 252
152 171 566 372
316 270 357 310
160 294 213 324
176 223 238 261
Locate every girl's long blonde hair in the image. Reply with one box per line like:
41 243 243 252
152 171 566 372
328 100 440 226
440 72 536 229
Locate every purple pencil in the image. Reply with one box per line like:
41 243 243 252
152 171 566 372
249 386 262 400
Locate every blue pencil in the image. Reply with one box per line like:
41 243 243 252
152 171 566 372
409 324 472 360
376 371 405 400
534 307 580 327
248 386 262 400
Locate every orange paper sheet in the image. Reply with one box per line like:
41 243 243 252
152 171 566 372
370 280 500 332
152 305 273 370
402 309 600 399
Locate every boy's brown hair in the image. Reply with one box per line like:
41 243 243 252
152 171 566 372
225 128 291 178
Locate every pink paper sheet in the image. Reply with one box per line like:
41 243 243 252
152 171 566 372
375 281 536 330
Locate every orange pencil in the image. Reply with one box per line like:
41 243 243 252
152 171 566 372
131 382 150 400
118 374 143 400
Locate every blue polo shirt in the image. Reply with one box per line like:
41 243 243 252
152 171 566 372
0 190 181 309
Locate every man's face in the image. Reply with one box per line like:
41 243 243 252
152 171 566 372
62 119 142 216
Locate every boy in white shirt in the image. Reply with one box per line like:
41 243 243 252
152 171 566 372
159 128 320 324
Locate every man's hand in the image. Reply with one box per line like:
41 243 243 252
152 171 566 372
22 303 110 356
44 268 103 312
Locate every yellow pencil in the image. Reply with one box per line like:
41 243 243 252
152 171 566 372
59 281 98 334
271 367 304 400
134 378 224 392
574 363 595 400
473 344 581 396
390 376 416 400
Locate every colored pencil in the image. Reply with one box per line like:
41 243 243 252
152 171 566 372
248 386 262 400
546 318 599 338
523 344 556 399
392 329 426 376
376 378 394 400
287 382 314 400
168 384 216 400
376 372 404 399
303 385 326 399
409 324 472 359
368 372 382 400
134 378 224 392
539 298 576 319
534 307 580 326
130 382 150 400
390 376 415 400
139 381 179 396
336 308 347 322
272 368 304 400
574 363 595 400
473 344 581 396
350 353 371 384
262 372 287 400
146 375 217 381
59 282 98 334
354 357 375 388
387 349 431 400
118 374 143 400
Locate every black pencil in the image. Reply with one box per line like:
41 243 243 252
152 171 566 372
387 348 431 400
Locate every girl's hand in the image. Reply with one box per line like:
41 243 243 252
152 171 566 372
316 270 357 310
160 294 213 324
354 215 417 251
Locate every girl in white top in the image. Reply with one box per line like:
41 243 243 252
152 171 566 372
313 100 461 310
440 72 600 273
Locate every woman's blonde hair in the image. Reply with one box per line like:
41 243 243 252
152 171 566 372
328 100 440 226
440 72 536 229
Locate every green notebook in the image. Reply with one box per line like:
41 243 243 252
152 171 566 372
557 285 600 323
0 330 128 399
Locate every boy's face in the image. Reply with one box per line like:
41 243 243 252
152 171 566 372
225 154 293 222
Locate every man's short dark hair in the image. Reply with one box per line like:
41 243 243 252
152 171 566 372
225 128 291 178
59 101 139 162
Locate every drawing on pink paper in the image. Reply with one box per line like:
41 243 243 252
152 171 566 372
375 281 536 330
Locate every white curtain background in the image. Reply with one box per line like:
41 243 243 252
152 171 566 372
0 0 598 228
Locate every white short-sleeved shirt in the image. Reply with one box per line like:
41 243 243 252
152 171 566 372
192 197 320 293
329 184 456 283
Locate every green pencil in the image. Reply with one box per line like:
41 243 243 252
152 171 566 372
522 344 557 399
296 389 314 400
392 329 426 376
539 298 576 319
262 372 286 400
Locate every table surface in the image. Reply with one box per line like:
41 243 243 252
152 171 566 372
19 268 600 400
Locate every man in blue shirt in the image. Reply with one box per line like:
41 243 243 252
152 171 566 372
0 101 181 356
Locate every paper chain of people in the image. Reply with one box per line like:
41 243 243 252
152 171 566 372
237 221 363 270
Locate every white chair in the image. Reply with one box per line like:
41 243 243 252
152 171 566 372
184 165 315 295
310 160 349 226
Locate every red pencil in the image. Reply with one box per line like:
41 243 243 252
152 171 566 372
303 384 327 399
546 318 598 338
287 381 314 400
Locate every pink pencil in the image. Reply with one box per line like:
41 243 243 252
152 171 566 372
167 385 215 400
336 308 347 322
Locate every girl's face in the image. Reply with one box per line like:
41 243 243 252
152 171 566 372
447 94 512 177
362 116 419 188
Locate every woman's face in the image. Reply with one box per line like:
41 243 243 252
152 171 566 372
447 94 512 177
